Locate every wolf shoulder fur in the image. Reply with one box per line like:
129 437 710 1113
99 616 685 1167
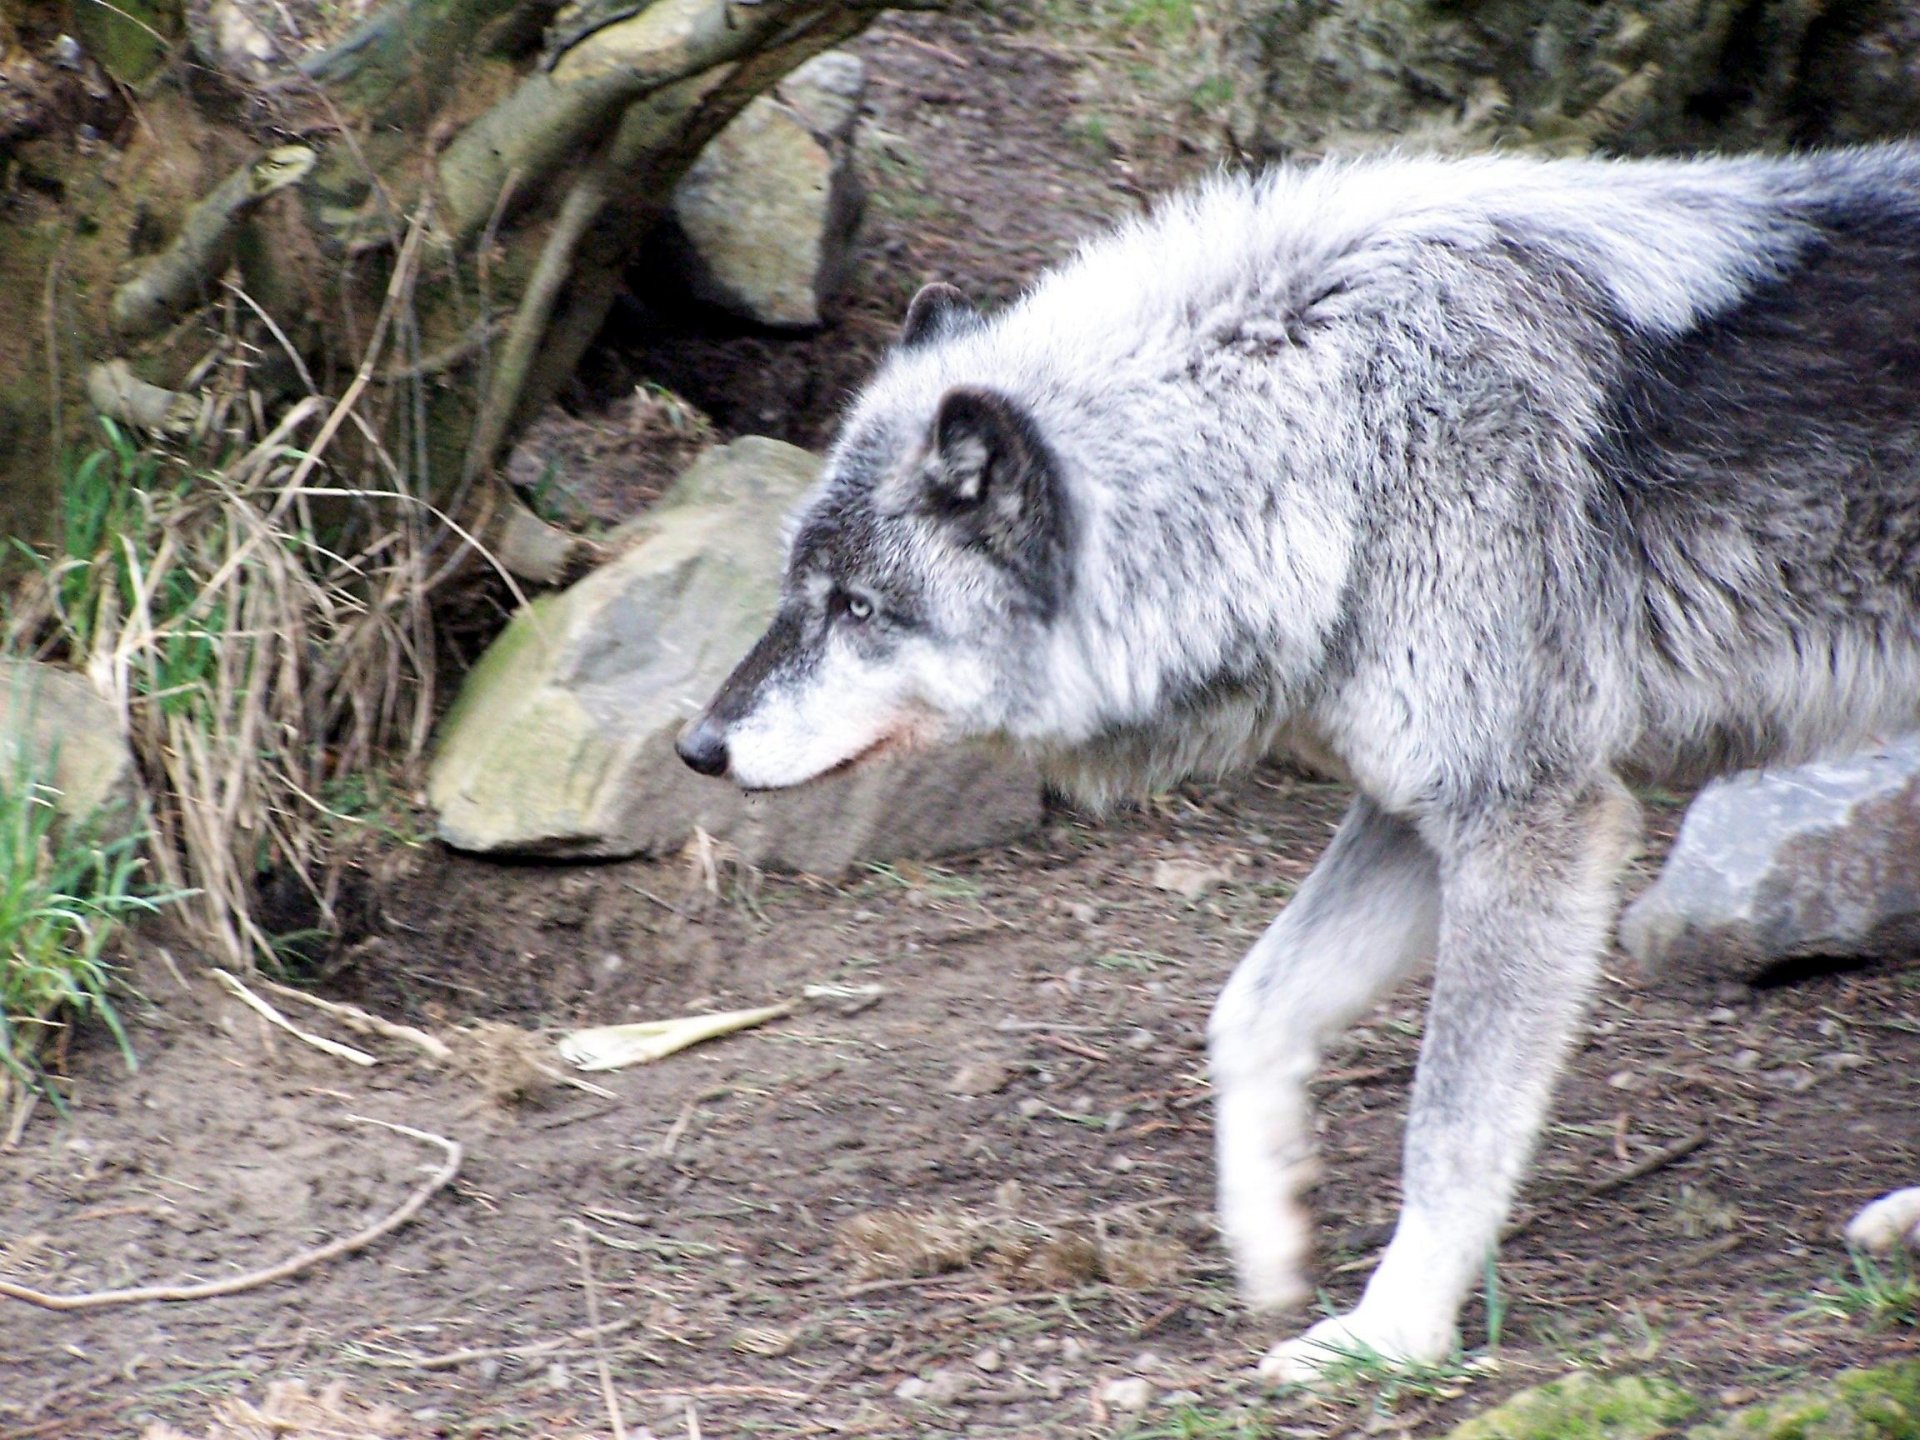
678 146 1920 1378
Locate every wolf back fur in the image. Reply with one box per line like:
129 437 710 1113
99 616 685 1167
679 145 1920 1378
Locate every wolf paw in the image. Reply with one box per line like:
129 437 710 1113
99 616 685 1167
1847 1188 1920 1253
1229 1233 1313 1314
1257 1310 1456 1386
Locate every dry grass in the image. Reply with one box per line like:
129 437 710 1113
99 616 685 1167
835 1201 1188 1290
8 277 448 971
138 1378 409 1440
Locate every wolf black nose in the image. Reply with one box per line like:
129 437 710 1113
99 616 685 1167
676 720 730 778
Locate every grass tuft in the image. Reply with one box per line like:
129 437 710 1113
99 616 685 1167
1808 1247 1920 1329
12 354 440 970
0 739 172 1122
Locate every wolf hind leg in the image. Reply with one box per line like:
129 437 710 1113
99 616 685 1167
1848 1189 1920 1253
1262 779 1640 1383
1209 796 1441 1313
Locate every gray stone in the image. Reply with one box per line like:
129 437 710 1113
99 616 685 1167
1619 736 1920 986
1223 0 1920 162
665 50 866 329
0 659 145 841
427 437 1043 870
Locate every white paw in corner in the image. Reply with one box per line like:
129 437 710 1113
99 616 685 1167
1847 1187 1920 1254
1258 1307 1458 1386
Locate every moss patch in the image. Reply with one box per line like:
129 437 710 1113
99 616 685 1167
1691 1361 1920 1440
1444 1364 1920 1440
1448 1371 1698 1440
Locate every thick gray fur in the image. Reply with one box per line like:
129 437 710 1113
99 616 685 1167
678 146 1920 1377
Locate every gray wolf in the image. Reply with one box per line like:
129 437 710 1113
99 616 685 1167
677 146 1920 1379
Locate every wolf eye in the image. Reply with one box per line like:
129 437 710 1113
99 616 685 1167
830 588 875 624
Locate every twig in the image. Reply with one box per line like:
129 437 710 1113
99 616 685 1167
1500 1125 1713 1244
256 979 452 1061
572 1221 628 1440
1580 1125 1711 1199
660 1098 698 1156
0 1116 461 1311
1658 1231 1746 1274
358 1311 647 1371
1036 1033 1111 1063
625 1385 812 1404
212 968 378 1067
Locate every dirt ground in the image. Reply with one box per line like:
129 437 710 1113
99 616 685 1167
3 7 1918 1439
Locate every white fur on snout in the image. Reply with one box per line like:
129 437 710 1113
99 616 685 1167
722 637 985 789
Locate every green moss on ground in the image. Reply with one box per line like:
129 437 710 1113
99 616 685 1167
1448 1371 1698 1440
1445 1363 1920 1440
1690 1362 1920 1440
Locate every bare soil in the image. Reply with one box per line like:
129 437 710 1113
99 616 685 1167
3 8 1917 1439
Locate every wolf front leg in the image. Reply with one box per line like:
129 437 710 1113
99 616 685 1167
1260 781 1639 1383
1209 796 1441 1314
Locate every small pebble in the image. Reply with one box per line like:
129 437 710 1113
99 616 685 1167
1100 1376 1154 1412
947 1060 1012 1096
973 1345 1003 1372
923 1366 974 1405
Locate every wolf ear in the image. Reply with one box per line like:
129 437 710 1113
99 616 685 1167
900 282 980 350
921 387 1070 607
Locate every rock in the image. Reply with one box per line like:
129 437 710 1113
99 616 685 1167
1222 0 1920 162
945 1060 1012 1097
1446 1371 1697 1440
1098 1377 1155 1413
0 659 145 842
664 50 866 328
428 437 1043 870
1619 738 1920 987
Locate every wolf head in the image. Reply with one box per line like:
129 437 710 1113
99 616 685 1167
676 284 1072 790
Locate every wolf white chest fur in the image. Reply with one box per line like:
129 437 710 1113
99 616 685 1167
680 146 1920 1380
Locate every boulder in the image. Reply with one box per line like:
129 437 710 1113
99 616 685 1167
0 658 145 840
1222 0 1920 161
1619 736 1920 987
427 437 1044 871
663 50 866 329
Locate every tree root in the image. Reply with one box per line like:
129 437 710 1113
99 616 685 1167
110 145 315 340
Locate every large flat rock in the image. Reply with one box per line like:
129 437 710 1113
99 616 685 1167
428 437 1044 872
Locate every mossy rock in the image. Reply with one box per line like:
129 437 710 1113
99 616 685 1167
1691 1361 1920 1440
1447 1371 1698 1440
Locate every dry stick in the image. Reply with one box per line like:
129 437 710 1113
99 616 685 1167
1579 1124 1712 1198
41 246 63 456
176 199 433 630
571 1220 628 1440
0 1117 460 1311
360 1311 648 1372
461 156 612 490
1500 1124 1714 1246
212 967 379 1066
257 978 453 1061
